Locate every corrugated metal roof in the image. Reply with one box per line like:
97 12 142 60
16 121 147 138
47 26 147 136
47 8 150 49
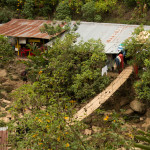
75 22 150 54
0 19 64 39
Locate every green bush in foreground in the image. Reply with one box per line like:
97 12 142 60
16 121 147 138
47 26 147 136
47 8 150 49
135 130 150 150
23 33 109 102
124 25 150 102
9 22 111 149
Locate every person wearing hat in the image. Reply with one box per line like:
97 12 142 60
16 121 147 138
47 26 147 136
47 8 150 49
118 43 126 64
114 44 125 73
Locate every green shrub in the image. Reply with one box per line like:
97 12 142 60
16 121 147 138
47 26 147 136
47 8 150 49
0 7 14 23
124 26 150 102
55 0 71 20
134 59 150 102
21 0 35 19
39 6 52 17
6 0 18 10
0 0 6 6
9 33 110 150
124 0 137 8
0 35 14 67
23 34 109 102
95 0 117 14
94 15 102 22
81 1 96 22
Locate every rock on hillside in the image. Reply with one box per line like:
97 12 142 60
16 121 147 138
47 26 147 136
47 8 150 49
130 100 146 114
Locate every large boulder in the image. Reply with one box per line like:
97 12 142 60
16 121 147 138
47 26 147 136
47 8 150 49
130 100 146 114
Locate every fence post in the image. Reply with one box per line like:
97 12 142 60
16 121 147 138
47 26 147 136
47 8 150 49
0 127 8 150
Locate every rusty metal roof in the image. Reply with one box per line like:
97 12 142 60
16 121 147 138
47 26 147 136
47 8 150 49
75 22 150 54
0 19 64 39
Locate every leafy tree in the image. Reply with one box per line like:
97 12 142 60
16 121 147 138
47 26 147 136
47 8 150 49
35 0 58 18
10 83 88 149
134 59 150 102
6 0 18 10
55 0 71 20
21 0 35 19
68 0 83 18
124 25 150 102
0 35 14 67
9 21 110 149
0 7 15 23
124 25 150 68
95 0 118 14
81 1 96 22
81 0 117 22
23 32 109 102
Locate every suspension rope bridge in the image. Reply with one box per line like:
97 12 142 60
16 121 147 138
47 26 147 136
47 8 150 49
72 66 133 122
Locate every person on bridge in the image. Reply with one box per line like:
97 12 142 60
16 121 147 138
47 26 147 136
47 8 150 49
118 51 124 69
114 51 124 73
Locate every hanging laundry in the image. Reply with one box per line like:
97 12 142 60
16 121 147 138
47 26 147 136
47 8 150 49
101 65 108 76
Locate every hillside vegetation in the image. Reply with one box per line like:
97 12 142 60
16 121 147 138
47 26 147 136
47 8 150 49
1 0 150 25
0 1 150 150
0 22 149 150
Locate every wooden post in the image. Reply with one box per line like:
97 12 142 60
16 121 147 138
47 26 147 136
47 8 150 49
17 38 19 56
0 127 8 149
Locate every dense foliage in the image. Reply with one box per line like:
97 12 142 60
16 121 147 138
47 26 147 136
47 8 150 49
0 35 14 67
0 7 16 23
134 59 150 102
81 1 97 22
8 22 111 149
1 0 150 23
22 33 109 102
21 0 35 19
55 1 71 20
124 26 150 102
124 25 150 67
